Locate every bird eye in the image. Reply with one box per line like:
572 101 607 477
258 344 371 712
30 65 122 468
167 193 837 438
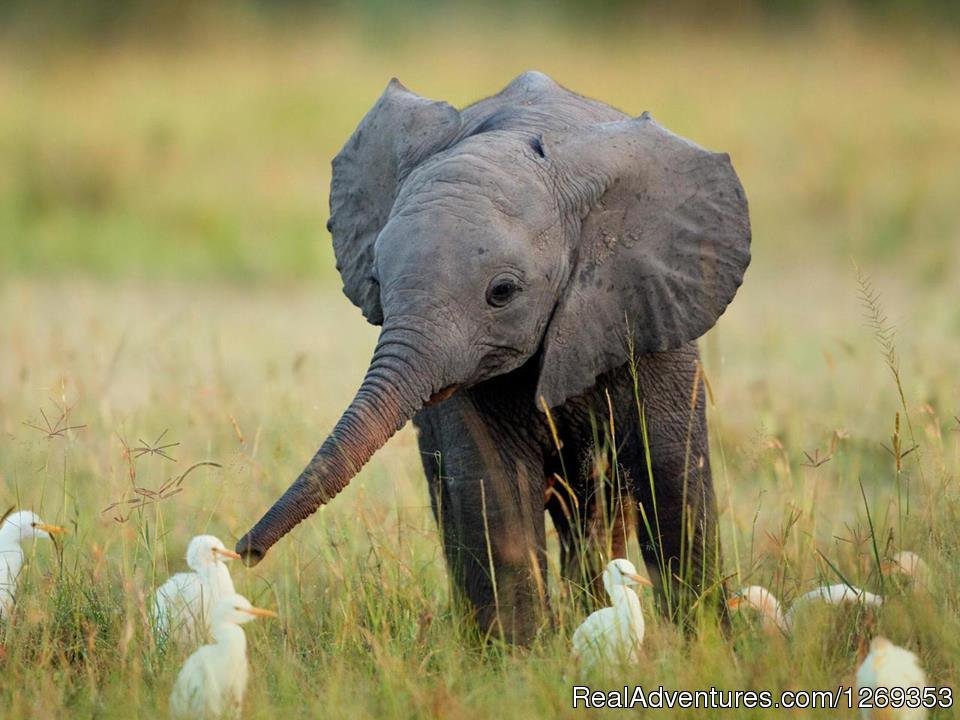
486 273 522 308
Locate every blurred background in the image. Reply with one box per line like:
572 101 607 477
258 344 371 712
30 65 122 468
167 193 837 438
1 0 958 283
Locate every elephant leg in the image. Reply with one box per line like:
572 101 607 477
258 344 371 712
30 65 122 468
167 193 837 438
634 467 724 628
415 397 548 644
625 350 726 628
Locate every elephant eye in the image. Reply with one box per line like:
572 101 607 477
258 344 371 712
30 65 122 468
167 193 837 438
486 274 522 308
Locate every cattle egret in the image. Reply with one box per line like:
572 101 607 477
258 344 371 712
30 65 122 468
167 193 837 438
169 593 277 719
855 636 928 720
728 585 790 635
882 551 931 590
154 535 240 643
785 583 883 628
571 558 652 672
0 510 65 620
729 583 882 635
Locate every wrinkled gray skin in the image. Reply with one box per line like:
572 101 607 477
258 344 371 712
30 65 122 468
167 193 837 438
237 71 751 642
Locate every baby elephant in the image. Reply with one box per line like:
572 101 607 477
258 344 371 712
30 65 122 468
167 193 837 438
238 71 751 642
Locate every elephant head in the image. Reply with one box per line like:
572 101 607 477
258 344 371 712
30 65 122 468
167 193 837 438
237 71 750 564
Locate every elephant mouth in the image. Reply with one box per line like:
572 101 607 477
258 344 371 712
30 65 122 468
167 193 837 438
426 384 460 406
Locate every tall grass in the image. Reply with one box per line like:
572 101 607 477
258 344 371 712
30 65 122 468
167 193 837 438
0 275 957 717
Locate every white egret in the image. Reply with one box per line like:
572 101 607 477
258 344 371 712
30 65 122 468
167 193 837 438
154 535 241 643
0 510 66 620
729 583 882 635
855 636 928 720
169 593 277 720
882 551 931 590
785 583 883 628
728 585 790 635
571 558 652 673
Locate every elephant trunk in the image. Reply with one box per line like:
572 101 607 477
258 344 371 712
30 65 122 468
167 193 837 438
236 325 441 565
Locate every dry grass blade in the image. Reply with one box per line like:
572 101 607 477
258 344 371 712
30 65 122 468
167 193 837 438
133 429 180 461
856 266 898 372
101 459 221 523
801 448 832 468
173 461 222 489
23 400 86 440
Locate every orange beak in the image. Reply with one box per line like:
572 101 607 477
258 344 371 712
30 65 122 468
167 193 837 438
214 548 242 560
35 523 67 535
727 596 742 611
626 573 653 587
240 606 278 619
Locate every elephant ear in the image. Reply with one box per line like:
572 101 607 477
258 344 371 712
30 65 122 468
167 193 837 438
536 114 751 408
329 79 462 325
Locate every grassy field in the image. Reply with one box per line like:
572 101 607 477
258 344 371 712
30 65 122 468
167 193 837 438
1 12 958 719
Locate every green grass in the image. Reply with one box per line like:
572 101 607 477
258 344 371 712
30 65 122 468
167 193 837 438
0 12 958 720
1 274 957 718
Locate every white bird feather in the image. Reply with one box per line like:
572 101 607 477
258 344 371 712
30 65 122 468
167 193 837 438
571 558 652 673
169 593 277 720
154 535 240 643
785 583 883 628
0 510 65 621
730 582 882 635
728 585 790 635
855 636 928 720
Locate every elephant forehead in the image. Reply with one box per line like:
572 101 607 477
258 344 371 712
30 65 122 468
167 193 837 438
373 210 563 295
376 211 519 261
394 135 551 221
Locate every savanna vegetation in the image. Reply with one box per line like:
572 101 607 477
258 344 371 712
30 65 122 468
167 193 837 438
0 5 957 718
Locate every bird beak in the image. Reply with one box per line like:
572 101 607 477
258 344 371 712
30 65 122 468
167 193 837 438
35 523 67 535
626 573 653 587
214 548 242 560
240 606 278 619
727 596 742 611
